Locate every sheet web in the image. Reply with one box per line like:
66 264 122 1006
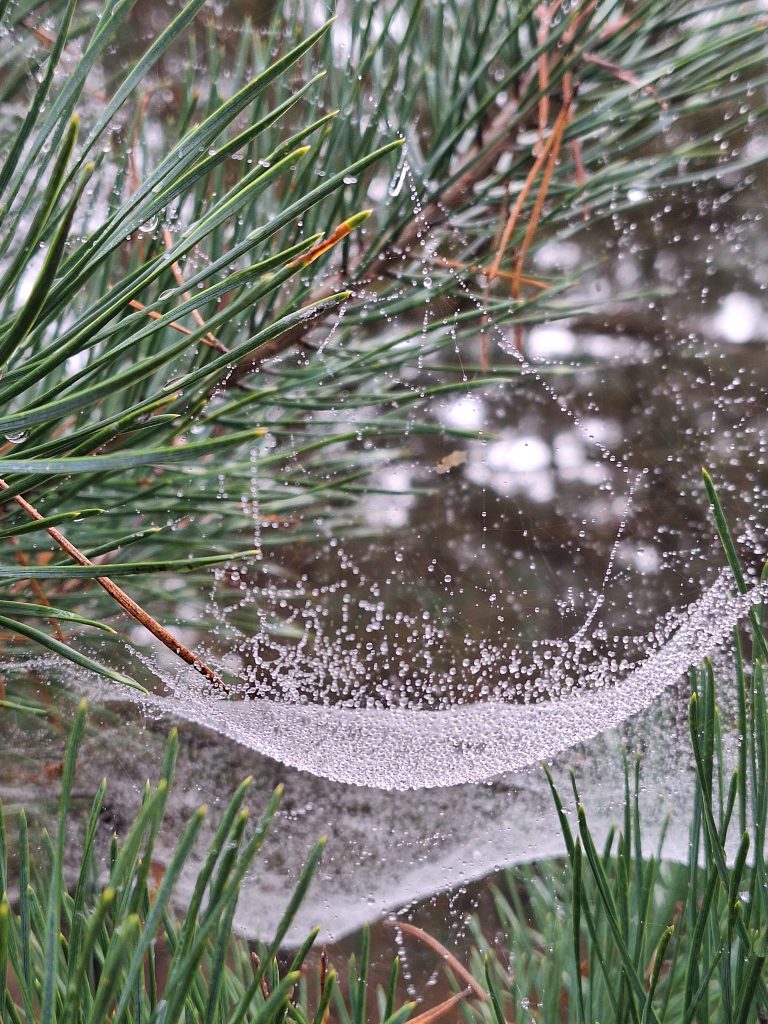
109 153 768 791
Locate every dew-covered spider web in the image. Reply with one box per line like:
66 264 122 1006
2 1 768 944
90 149 768 792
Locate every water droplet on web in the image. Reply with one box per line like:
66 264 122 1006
389 152 409 196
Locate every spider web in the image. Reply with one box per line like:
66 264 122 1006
110 151 768 791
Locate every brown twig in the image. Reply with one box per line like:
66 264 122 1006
390 94 522 257
385 920 488 1002
0 479 227 692
198 5 659 387
222 0 640 382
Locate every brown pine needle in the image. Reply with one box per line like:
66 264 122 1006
127 299 226 352
564 0 598 42
430 255 548 289
289 210 372 268
510 102 568 350
487 100 569 287
0 480 227 692
385 921 488 1002
535 2 560 156
481 100 570 366
162 228 228 352
408 987 474 1024
7 540 66 641
598 14 633 40
481 186 511 369
582 51 667 107
561 65 590 220
511 99 568 302
569 137 590 219
251 953 271 1000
